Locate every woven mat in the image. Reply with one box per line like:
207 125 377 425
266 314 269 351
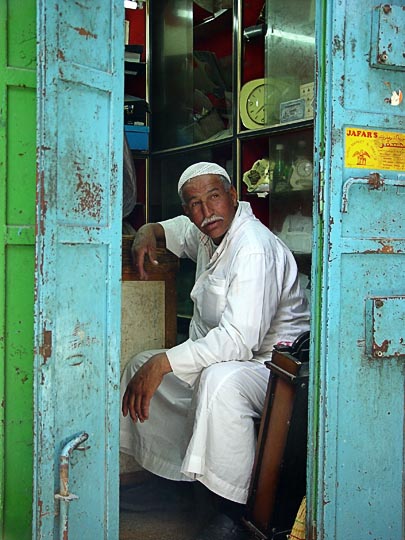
288 496 306 540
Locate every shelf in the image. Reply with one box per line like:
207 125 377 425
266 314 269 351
272 188 313 197
237 120 313 140
177 313 193 320
149 135 234 158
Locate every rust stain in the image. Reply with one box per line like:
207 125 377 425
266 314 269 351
367 172 383 190
75 175 103 219
379 242 394 254
39 329 52 364
378 51 388 64
363 244 394 254
309 522 318 540
73 26 97 39
373 339 390 357
38 498 43 527
36 169 47 237
57 49 66 61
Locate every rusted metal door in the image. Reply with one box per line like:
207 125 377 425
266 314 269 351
33 1 123 538
308 1 405 539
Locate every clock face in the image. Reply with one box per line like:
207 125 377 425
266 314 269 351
296 159 313 178
246 85 265 124
240 78 265 129
290 158 313 190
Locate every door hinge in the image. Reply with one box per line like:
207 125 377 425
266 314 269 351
39 328 52 364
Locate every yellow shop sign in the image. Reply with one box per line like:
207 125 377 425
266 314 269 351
345 127 405 171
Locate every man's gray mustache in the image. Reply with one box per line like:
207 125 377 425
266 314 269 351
201 215 224 228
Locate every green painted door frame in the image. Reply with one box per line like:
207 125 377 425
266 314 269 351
0 1 36 539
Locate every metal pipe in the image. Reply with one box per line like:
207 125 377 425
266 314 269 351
55 432 89 540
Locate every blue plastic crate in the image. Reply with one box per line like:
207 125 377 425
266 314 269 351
124 124 149 151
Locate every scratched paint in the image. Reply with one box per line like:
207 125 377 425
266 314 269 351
33 1 123 539
308 1 405 539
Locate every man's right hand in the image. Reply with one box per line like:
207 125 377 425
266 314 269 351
122 352 172 422
131 223 165 280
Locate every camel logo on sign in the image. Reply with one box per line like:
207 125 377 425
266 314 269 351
352 150 371 166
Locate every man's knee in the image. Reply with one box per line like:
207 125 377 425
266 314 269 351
197 362 248 406
196 361 267 416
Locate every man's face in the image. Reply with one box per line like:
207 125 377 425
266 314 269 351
182 174 238 244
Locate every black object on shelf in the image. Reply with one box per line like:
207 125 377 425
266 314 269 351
124 61 146 76
125 44 144 60
124 95 150 125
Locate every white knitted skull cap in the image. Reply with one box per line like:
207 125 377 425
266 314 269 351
178 162 231 194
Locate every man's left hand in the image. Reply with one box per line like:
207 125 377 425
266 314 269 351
122 353 172 423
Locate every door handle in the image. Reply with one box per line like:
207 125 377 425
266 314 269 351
54 432 90 540
341 173 405 212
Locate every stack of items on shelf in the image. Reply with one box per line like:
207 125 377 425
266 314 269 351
180 49 232 144
124 44 145 76
124 43 150 151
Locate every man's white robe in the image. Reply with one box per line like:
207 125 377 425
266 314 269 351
120 202 310 503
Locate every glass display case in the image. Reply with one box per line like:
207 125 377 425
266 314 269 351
150 1 234 151
264 0 315 127
238 0 315 132
146 0 316 320
238 0 315 288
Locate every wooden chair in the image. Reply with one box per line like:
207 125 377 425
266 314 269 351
244 332 310 540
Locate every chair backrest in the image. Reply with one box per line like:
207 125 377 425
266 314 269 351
244 331 310 539
274 330 310 362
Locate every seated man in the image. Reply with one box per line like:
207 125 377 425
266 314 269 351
120 162 310 539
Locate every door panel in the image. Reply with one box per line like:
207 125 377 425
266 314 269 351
34 1 123 538
309 1 405 538
337 254 404 536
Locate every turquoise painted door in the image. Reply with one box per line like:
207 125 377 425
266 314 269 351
33 1 124 538
309 1 405 538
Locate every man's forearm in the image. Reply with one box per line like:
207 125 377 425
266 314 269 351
138 222 166 245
